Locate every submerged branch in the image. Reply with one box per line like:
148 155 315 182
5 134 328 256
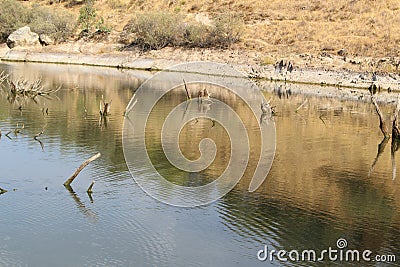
0 71 8 84
63 153 101 186
371 96 390 139
99 96 112 116
183 79 191 100
86 181 95 193
295 98 308 112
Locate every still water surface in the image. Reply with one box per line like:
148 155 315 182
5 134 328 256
0 63 399 266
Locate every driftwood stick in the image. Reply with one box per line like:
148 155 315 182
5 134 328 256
371 96 390 139
63 153 101 186
86 181 95 193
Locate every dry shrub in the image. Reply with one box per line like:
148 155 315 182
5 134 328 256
0 0 76 43
121 12 243 51
29 4 76 42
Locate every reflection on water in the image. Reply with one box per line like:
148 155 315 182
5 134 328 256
0 63 399 266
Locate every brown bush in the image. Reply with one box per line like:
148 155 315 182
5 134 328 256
121 12 243 51
0 0 76 43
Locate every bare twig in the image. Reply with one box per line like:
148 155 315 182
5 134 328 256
86 181 95 193
295 98 308 112
183 79 191 100
34 122 46 138
319 114 327 126
13 123 24 136
34 138 44 151
0 71 8 84
99 96 112 116
63 153 101 186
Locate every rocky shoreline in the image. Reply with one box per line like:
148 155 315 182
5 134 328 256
1 41 399 102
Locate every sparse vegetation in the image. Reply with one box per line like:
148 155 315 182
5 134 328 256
121 12 243 51
29 4 76 42
0 0 76 43
106 0 127 10
78 0 111 36
0 0 399 70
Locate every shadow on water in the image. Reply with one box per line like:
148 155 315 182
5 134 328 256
64 185 98 223
369 137 390 177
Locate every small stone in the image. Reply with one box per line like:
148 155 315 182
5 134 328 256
337 49 347 57
39 34 54 46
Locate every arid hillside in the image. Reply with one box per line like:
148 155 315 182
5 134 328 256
3 0 400 73
75 0 400 56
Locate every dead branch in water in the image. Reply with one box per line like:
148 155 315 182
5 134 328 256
63 153 101 186
369 93 400 178
86 181 95 193
319 114 327 126
0 187 7 194
0 71 8 84
6 78 60 97
183 79 191 100
33 123 46 151
5 131 12 139
295 98 308 112
12 123 24 136
1 76 61 108
99 96 112 116
371 96 390 139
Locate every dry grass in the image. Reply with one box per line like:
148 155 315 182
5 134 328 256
100 0 400 58
121 12 242 51
6 0 400 59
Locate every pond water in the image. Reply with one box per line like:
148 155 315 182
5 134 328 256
0 62 399 267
